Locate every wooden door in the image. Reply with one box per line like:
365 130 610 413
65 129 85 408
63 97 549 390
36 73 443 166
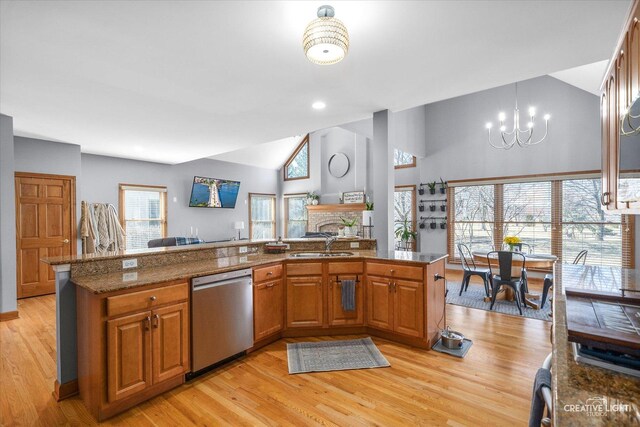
152 302 189 384
15 173 75 298
328 275 363 326
393 279 424 338
254 279 284 341
286 276 323 328
366 276 393 331
107 311 152 403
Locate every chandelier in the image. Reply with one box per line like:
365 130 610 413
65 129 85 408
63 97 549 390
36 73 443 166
302 5 349 65
620 105 640 136
486 82 551 149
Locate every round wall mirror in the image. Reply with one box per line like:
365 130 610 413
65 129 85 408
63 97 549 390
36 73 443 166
328 152 350 178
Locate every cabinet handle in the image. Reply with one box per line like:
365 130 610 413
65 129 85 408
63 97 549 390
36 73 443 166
149 295 157 302
434 274 445 282
266 283 275 288
389 269 395 274
266 271 273 276
144 316 151 331
153 314 159 328
601 192 610 206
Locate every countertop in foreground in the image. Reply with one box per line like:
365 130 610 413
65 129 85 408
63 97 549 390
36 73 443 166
553 263 640 426
71 250 448 294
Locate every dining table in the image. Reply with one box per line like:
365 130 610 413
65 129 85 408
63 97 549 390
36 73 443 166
471 250 559 309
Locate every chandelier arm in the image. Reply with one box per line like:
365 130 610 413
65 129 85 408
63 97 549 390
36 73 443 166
526 122 549 145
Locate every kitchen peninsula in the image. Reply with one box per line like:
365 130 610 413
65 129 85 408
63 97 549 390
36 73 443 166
43 238 448 420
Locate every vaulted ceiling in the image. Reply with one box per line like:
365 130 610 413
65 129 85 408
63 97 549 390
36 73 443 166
0 1 630 164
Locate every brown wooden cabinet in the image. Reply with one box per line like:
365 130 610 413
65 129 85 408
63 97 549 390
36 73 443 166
327 261 364 327
601 0 640 213
286 275 324 328
366 276 394 331
366 275 424 337
253 263 284 342
77 280 189 421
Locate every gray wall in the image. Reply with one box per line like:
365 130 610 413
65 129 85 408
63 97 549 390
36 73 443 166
81 154 278 242
0 115 17 314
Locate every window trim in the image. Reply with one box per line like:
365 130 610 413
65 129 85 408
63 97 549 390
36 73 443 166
284 192 308 238
118 183 168 248
284 134 310 181
394 185 417 251
248 192 276 240
394 151 417 169
446 172 636 270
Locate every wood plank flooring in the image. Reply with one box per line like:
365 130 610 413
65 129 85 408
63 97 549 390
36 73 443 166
1 292 551 426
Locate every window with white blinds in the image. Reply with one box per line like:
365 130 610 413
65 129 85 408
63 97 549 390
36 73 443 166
249 193 276 240
448 176 635 268
119 184 167 250
285 194 307 238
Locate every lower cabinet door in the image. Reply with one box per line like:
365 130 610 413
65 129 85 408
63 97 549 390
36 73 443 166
286 276 323 328
328 275 364 326
107 311 152 402
152 302 190 384
366 276 393 331
254 279 284 341
393 279 424 338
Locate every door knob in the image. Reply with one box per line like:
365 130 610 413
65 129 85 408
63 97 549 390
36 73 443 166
62 239 69 244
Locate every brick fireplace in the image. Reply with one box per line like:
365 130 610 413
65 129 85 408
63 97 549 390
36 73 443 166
306 203 366 234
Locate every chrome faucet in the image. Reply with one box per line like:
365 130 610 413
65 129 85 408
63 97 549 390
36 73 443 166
322 233 338 252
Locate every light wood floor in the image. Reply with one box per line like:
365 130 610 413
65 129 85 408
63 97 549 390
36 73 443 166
1 290 551 426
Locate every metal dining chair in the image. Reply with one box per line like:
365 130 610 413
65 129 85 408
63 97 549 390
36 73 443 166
457 244 492 297
540 250 588 309
487 251 526 315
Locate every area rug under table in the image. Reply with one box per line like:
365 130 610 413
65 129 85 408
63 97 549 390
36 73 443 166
287 337 390 374
446 283 552 321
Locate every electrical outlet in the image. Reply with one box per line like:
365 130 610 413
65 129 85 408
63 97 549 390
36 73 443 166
239 256 248 263
350 242 360 249
122 272 138 281
239 246 248 254
122 258 138 269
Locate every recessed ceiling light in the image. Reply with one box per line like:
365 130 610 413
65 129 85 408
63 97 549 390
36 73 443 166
312 101 326 110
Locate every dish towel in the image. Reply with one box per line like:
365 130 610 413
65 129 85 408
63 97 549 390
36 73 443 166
528 367 552 427
341 280 356 312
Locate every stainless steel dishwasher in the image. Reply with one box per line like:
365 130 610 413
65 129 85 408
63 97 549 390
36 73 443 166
191 268 253 373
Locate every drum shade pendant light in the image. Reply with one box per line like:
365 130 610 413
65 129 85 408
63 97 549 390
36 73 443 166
303 5 349 65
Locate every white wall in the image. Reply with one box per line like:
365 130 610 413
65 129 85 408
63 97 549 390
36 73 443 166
0 115 16 314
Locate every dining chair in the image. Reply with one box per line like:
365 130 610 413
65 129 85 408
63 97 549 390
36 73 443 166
540 250 588 309
457 244 492 297
487 251 526 315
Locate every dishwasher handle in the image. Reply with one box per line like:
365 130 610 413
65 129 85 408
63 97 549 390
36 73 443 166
192 275 252 292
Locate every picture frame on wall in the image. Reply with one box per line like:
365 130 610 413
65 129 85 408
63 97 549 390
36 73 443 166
343 191 365 204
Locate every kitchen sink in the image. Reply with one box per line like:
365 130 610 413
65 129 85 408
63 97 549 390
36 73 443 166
290 252 354 258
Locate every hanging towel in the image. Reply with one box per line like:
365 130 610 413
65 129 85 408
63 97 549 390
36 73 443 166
341 279 356 312
528 367 552 427
80 202 126 254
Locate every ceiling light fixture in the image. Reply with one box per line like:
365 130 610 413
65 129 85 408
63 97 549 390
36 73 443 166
312 101 326 110
302 5 349 65
486 82 551 149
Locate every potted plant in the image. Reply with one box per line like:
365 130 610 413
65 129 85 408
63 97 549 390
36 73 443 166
440 220 446 229
440 203 446 212
362 202 374 227
429 203 436 212
427 181 437 195
503 235 521 251
394 219 417 249
419 203 425 212
418 184 425 196
341 217 358 237
419 221 426 229
430 219 437 229
306 192 320 205
439 178 447 194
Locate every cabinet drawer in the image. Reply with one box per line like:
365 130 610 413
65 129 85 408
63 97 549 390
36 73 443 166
366 262 423 281
107 282 188 318
328 261 364 275
286 262 323 276
253 263 283 283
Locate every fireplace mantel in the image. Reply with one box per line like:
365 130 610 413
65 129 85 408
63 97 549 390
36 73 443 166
306 203 366 212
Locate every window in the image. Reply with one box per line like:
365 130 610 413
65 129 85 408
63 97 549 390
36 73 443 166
448 174 635 268
284 135 310 180
394 185 417 250
249 193 276 240
284 193 308 238
119 184 167 250
394 148 416 168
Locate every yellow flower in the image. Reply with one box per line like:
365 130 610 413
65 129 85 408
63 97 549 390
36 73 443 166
503 236 521 245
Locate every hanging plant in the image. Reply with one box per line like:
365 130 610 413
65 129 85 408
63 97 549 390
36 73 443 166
439 178 447 194
427 181 437 195
418 185 425 195
440 203 446 212
419 204 425 212
429 203 436 212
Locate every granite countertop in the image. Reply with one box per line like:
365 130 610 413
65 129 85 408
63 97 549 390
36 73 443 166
553 263 640 426
42 237 376 266
71 250 449 294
